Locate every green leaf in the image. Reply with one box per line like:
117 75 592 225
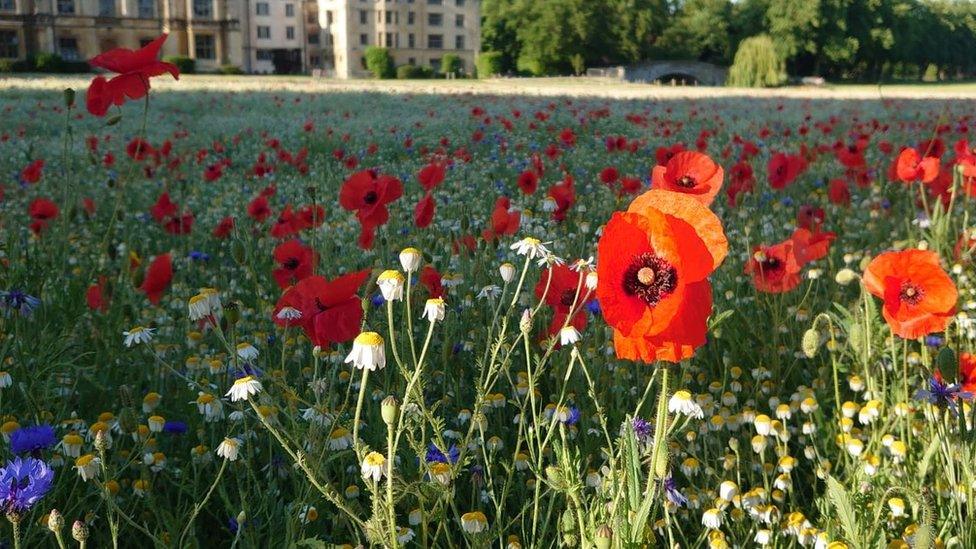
935 347 957 380
293 538 328 549
826 476 860 545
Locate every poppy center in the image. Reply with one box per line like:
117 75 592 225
623 253 677 307
757 253 783 275
560 289 577 307
284 257 300 270
676 175 697 189
363 191 378 205
899 282 924 305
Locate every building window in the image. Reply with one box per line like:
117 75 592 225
255 2 268 15
455 0 465 5
310 55 319 67
193 0 212 17
257 26 270 39
408 57 415 65
408 33 414 48
137 0 154 17
384 10 392 24
286 26 295 40
306 12 316 23
358 9 367 24
455 14 463 27
407 11 414 24
308 33 319 44
359 33 368 45
384 32 392 47
427 34 442 49
195 35 215 59
0 30 17 58
427 0 442 4
99 0 115 16
455 35 464 50
57 0 74 14
256 49 272 60
428 13 442 26
0 0 14 10
430 57 440 71
58 37 79 60
285 3 294 16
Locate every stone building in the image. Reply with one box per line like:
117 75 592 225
0 0 480 76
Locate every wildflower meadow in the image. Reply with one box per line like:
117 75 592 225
2 37 976 549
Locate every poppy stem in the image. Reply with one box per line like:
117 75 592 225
352 368 370 460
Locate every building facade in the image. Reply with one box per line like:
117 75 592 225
0 0 479 77
315 0 480 78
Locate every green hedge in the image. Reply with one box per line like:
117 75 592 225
0 54 90 73
163 56 196 75
396 64 433 79
441 53 462 76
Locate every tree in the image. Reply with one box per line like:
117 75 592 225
655 0 733 64
727 34 786 86
364 47 394 79
482 0 522 73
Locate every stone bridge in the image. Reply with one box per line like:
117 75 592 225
589 60 728 86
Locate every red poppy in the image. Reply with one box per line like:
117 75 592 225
213 216 235 239
418 162 446 191
339 170 403 249
791 228 835 264
767 152 806 189
86 276 109 312
828 178 851 206
894 147 939 184
599 167 620 186
960 353 976 394
650 151 724 206
297 204 326 229
863 249 957 339
247 195 272 222
86 34 180 117
420 265 444 298
270 205 301 239
414 192 435 228
20 159 44 184
28 197 59 234
744 240 802 293
517 170 539 195
596 190 727 363
149 192 193 235
548 176 576 222
796 204 825 231
483 196 521 240
535 264 591 337
272 239 316 289
272 270 371 347
140 253 172 305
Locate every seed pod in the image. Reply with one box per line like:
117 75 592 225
801 328 821 358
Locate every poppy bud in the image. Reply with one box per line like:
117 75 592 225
381 395 398 425
224 301 241 325
231 241 246 264
595 524 612 549
801 329 821 359
460 214 470 231
63 88 75 108
106 114 123 126
519 309 532 334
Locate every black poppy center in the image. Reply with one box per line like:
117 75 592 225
676 175 697 188
560 289 577 307
363 191 378 205
900 282 924 305
622 253 677 306
757 253 783 275
284 257 300 270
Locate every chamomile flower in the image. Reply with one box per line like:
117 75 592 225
74 454 99 481
460 511 488 534
236 342 259 362
377 270 405 301
510 237 551 260
399 247 423 273
423 298 446 322
669 390 705 419
225 375 262 402
216 437 241 461
122 326 154 347
360 451 387 482
344 332 386 371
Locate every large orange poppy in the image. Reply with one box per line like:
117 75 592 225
863 249 957 339
650 151 724 206
596 190 727 363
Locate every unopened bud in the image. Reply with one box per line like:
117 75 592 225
381 396 399 425
63 88 75 108
595 524 612 549
72 520 89 542
47 509 64 532
94 429 110 452
834 268 858 286
801 329 821 358
519 309 532 334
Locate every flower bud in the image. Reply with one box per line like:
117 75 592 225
94 429 110 452
72 520 89 542
595 524 612 549
499 262 516 283
47 509 64 533
399 248 422 273
834 268 857 286
381 396 399 425
519 309 532 334
63 88 75 108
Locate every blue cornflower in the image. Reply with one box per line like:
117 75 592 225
632 417 652 445
586 300 601 315
425 443 460 464
915 375 973 414
371 293 386 307
0 457 54 514
188 251 210 262
0 290 40 318
9 425 56 455
663 475 688 507
163 421 188 435
559 406 581 426
924 335 944 347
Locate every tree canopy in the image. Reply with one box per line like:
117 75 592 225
481 0 976 80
